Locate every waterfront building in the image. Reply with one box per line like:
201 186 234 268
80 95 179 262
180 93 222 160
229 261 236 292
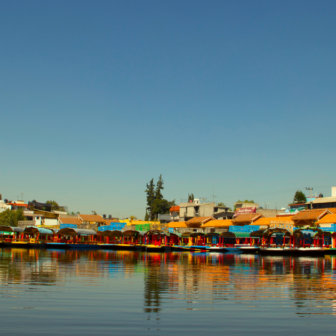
316 214 336 230
232 213 263 226
0 200 11 213
202 219 233 233
7 200 28 210
254 216 294 232
291 209 331 227
179 199 232 222
59 216 82 228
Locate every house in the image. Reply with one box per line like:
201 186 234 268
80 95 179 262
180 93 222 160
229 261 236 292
0 198 11 213
78 214 105 227
202 219 233 233
316 214 336 230
59 216 82 227
179 199 232 222
291 209 330 227
231 213 263 226
167 221 187 233
7 200 28 211
253 216 294 232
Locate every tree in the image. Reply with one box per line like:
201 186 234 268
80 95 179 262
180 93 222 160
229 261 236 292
293 190 307 204
130 215 137 220
46 200 60 210
151 199 175 219
0 209 25 227
188 194 194 202
145 175 175 220
145 178 155 219
144 211 149 221
155 175 164 201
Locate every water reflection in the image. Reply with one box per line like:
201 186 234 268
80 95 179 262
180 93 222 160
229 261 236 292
1 249 336 335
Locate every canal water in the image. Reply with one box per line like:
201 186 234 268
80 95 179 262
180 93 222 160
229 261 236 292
0 249 336 335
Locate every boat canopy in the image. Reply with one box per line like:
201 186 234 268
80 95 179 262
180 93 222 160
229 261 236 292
122 230 140 237
145 230 166 236
0 226 24 233
190 232 205 237
250 230 265 238
97 230 122 237
181 232 192 238
57 228 97 236
169 232 182 237
263 228 291 236
205 232 220 237
24 226 54 235
219 232 236 238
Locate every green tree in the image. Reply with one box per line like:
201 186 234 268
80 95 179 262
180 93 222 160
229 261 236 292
145 178 155 220
293 190 307 204
145 175 175 220
155 174 164 201
151 199 175 219
0 209 25 227
188 194 194 202
46 200 60 210
144 211 149 221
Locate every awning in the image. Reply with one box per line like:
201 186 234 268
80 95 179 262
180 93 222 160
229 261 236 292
0 226 24 233
24 226 54 235
97 230 122 237
57 228 97 236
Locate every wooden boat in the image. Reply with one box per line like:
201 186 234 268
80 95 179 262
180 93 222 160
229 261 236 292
144 230 170 252
0 226 24 247
259 228 327 256
45 228 99 249
235 230 264 254
171 232 192 251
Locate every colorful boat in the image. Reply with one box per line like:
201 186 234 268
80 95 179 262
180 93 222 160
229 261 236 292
45 228 99 249
0 226 24 247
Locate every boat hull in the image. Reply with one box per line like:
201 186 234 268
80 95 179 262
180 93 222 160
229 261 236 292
238 246 260 254
260 247 325 256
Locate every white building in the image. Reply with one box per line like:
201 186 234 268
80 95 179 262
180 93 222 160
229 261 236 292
0 200 11 213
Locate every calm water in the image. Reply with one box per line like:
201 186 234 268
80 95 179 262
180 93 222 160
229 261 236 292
1 249 336 335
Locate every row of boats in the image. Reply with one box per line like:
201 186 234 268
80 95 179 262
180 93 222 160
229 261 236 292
0 225 335 255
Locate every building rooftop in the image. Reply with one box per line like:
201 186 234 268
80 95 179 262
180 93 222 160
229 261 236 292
232 213 263 224
202 219 233 227
59 217 82 225
291 209 330 221
167 222 187 228
254 216 294 226
309 196 336 204
186 216 214 226
316 214 336 225
78 214 104 222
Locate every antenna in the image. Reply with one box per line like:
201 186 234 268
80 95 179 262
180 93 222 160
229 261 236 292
200 197 207 204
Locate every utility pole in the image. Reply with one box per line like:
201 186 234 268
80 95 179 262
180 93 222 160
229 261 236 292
306 187 313 209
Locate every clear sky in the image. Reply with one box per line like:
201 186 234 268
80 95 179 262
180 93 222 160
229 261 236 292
1 0 335 218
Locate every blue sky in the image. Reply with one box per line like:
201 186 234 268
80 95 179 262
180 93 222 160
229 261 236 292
1 0 335 218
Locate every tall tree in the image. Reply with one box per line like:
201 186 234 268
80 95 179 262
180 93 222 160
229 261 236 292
145 178 155 220
144 211 149 221
155 175 164 201
293 190 307 204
